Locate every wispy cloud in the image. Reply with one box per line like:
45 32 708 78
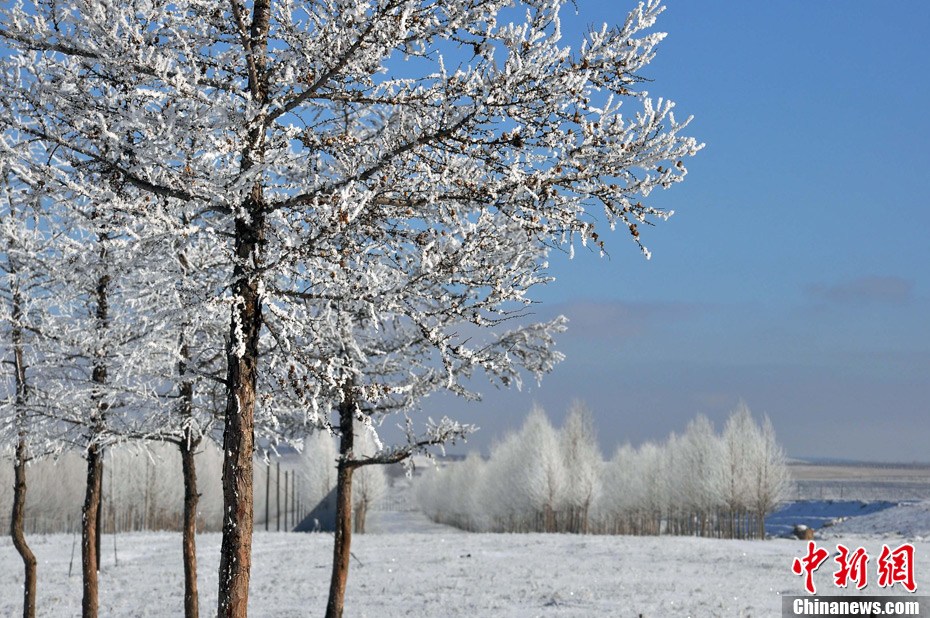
539 299 700 341
804 275 913 305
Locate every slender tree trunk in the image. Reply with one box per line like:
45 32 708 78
170 243 202 617
181 437 200 618
9 277 37 618
83 228 109 618
95 478 102 571
82 443 103 618
11 437 37 618
325 399 355 618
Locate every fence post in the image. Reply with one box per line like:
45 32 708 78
284 470 290 530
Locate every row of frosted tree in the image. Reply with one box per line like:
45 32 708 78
0 443 312 535
417 402 790 539
299 426 387 534
0 0 702 616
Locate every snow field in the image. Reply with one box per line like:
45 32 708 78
2 529 927 617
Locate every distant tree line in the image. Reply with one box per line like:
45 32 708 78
417 402 790 539
0 443 308 535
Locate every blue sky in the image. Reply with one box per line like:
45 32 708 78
430 1 930 463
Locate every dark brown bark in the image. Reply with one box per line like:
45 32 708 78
216 1 270 615
95 482 102 571
9 273 37 618
177 333 200 618
11 437 37 618
81 443 103 618
83 228 109 618
180 436 200 618
216 274 260 617
326 399 356 618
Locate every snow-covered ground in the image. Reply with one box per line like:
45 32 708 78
825 501 930 539
2 508 928 617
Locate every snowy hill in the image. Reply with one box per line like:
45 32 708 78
824 501 930 539
766 500 898 537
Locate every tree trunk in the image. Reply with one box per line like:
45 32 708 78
83 226 109 618
217 206 266 615
11 437 37 618
216 297 259 617
95 478 102 571
325 400 355 618
284 470 289 530
82 443 103 618
216 96 269 618
175 331 200 618
10 276 37 618
181 437 200 618
216 2 270 613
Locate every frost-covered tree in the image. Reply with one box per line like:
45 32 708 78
419 403 790 540
748 414 789 538
298 429 339 516
0 159 55 618
461 406 566 532
1 151 146 614
560 401 601 533
44 194 150 616
3 128 225 618
678 415 724 536
517 406 567 532
639 441 669 534
720 402 757 538
662 431 685 534
272 206 565 613
418 406 569 533
350 426 387 534
125 201 228 618
0 0 701 613
4 161 220 614
480 431 526 530
453 452 489 531
416 451 487 531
